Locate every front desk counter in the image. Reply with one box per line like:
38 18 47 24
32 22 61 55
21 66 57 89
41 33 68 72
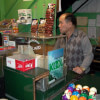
4 67 100 100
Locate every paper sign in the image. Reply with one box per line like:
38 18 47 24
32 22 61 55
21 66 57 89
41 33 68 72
77 17 88 26
48 48 64 82
88 27 96 38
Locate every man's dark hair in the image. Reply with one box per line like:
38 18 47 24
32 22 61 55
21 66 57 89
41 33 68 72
65 14 77 27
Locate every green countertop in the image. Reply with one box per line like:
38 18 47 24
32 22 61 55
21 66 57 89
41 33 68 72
5 66 49 79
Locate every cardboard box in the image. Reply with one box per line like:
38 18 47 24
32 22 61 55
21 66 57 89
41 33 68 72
6 54 35 71
6 57 16 69
16 59 35 71
35 54 48 69
18 9 32 24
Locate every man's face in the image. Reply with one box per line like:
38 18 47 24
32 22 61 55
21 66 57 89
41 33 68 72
59 15 71 34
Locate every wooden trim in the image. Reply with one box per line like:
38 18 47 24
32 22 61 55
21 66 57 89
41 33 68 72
33 71 49 100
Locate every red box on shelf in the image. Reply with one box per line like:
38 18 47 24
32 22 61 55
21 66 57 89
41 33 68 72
16 59 35 72
6 54 35 72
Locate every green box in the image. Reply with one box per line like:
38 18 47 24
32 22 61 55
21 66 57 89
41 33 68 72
18 24 31 33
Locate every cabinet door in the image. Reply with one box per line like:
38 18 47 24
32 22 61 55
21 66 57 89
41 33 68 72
23 74 33 100
4 67 33 100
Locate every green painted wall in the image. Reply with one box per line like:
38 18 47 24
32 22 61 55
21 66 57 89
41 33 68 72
2 0 56 20
0 0 5 21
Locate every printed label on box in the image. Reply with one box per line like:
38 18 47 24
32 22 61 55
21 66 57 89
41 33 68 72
18 9 32 24
16 59 35 71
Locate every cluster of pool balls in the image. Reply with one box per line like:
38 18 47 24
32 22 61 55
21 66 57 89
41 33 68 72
62 83 97 100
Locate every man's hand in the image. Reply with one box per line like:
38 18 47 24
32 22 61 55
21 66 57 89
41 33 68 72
73 66 84 74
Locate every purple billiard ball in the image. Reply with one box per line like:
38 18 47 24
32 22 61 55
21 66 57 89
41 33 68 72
62 94 69 100
67 86 74 92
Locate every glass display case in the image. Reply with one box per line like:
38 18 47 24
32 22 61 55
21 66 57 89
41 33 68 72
0 28 16 97
5 32 67 92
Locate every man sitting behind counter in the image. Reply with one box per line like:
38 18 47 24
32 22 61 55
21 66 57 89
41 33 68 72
55 13 94 74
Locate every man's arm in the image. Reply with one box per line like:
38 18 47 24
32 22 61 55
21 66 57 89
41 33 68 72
80 35 94 73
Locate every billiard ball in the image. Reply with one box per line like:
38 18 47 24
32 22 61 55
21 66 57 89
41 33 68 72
70 95 78 100
68 83 75 89
62 94 69 100
67 86 74 92
90 87 97 93
79 97 87 100
89 91 96 96
74 88 81 94
82 86 90 92
63 93 70 99
64 89 72 96
88 95 96 99
81 89 89 95
80 93 88 99
75 84 82 90
72 91 80 98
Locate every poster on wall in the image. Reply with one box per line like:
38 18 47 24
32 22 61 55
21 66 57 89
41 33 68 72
88 27 96 38
48 48 64 84
77 16 88 26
